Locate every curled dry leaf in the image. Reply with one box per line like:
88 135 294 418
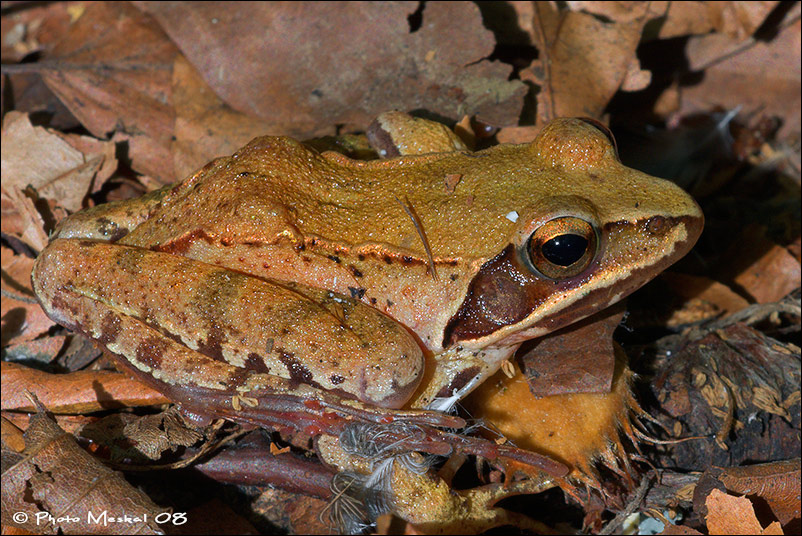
523 2 664 124
717 459 802 527
79 408 203 462
1 396 166 534
1 111 101 214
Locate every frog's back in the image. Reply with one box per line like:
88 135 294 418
118 135 538 261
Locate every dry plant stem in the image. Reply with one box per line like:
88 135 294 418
1 286 38 304
395 195 438 281
194 439 336 499
599 474 653 535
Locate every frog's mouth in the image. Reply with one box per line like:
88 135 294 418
442 213 703 349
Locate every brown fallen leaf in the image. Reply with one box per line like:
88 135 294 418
1 111 103 213
137 2 525 131
254 488 331 535
80 408 203 462
523 3 664 124
660 272 751 317
0 1 84 62
1 395 166 534
519 303 625 396
705 488 785 535
719 224 801 304
39 2 178 183
658 1 778 40
170 54 295 180
718 459 802 527
1 245 55 344
1 361 168 414
679 13 801 139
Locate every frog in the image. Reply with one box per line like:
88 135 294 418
31 113 703 484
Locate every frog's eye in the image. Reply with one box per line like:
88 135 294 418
525 217 598 279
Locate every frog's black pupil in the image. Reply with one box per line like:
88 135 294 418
541 234 588 266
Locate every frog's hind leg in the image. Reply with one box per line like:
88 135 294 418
31 237 454 431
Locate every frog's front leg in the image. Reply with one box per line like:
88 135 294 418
31 238 451 429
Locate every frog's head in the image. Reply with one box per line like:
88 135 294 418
443 118 704 349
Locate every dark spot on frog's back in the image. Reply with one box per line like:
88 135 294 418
349 287 366 299
330 374 346 385
154 229 215 255
96 217 128 242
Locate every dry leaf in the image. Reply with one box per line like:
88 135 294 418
170 54 292 180
137 2 525 131
524 3 665 124
1 111 96 213
520 304 625 396
680 16 801 139
658 1 778 39
1 245 55 344
40 2 178 183
718 459 802 526
719 224 801 304
1 361 168 414
706 488 785 535
660 272 751 316
1 396 166 534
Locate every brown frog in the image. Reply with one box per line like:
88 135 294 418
32 113 703 525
